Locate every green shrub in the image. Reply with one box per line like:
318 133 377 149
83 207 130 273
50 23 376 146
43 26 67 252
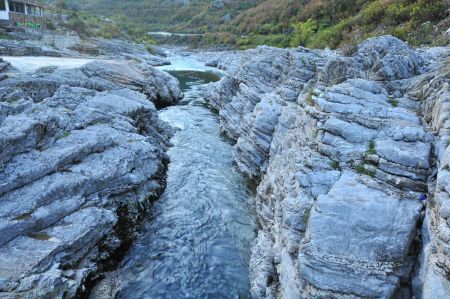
355 163 375 177
367 140 376 155
330 161 341 170
307 20 351 49
67 12 88 35
305 89 314 106
257 23 282 35
98 23 120 39
385 2 410 23
205 32 237 45
359 1 386 25
410 0 448 24
290 18 318 47
389 98 399 107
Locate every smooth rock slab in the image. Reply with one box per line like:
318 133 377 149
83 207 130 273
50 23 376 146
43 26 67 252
0 208 115 290
299 171 422 297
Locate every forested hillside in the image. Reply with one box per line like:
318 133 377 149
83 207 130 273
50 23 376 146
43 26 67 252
52 0 449 49
227 0 449 48
76 0 263 32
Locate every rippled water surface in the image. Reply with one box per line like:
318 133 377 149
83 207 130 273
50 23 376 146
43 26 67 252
115 67 257 298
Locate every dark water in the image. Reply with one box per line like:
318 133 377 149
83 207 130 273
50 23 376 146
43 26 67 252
115 70 257 299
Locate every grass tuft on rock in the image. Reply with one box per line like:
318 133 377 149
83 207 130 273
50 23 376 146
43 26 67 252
56 131 71 141
330 161 341 171
389 99 399 107
355 162 375 177
305 89 315 106
367 140 376 155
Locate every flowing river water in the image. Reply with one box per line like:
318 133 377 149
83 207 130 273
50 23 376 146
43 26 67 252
111 54 258 298
2 53 258 298
113 65 258 298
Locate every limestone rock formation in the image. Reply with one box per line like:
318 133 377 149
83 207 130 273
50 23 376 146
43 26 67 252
203 35 450 298
0 60 182 108
412 54 450 299
0 38 171 67
86 38 171 66
0 39 63 57
0 61 182 297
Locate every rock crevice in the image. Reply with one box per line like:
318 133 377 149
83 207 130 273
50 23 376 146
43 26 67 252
0 60 182 298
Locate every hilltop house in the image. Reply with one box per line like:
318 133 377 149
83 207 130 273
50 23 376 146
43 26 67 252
0 0 51 29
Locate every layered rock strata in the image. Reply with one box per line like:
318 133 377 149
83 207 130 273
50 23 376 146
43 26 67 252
0 60 182 108
203 36 450 298
0 60 182 298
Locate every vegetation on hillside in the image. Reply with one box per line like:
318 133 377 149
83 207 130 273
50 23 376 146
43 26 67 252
39 0 155 43
226 0 449 49
45 0 449 50
75 0 263 33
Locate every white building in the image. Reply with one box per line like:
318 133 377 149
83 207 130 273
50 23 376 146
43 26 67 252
0 0 47 28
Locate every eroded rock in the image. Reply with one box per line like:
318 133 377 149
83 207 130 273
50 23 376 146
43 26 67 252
203 35 449 298
0 60 181 297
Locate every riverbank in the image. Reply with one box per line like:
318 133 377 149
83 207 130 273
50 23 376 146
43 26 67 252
0 46 183 297
202 36 450 298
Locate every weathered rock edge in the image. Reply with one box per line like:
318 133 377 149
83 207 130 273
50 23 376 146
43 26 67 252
0 60 182 298
203 36 450 298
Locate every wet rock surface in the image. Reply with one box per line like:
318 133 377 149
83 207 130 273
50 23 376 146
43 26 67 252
0 59 182 297
203 36 450 298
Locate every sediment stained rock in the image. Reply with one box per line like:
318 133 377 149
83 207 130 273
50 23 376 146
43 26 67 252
203 36 450 298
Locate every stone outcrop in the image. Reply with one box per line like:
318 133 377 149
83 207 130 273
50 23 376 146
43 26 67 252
203 36 450 298
0 61 182 297
0 39 63 57
0 60 182 108
0 37 170 67
84 38 171 66
412 52 450 298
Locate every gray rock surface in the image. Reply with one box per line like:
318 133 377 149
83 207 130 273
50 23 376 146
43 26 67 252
0 60 182 108
412 58 450 299
0 39 63 57
0 60 182 297
0 37 171 67
203 35 450 298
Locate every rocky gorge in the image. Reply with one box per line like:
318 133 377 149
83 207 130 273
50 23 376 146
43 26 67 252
203 35 450 298
0 51 182 297
0 33 449 299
